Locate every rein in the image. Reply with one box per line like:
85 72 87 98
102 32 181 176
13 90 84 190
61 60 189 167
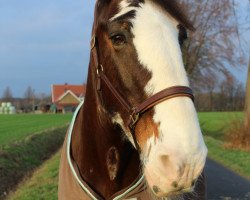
91 35 194 149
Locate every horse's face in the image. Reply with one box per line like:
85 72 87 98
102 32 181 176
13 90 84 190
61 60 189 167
94 0 207 197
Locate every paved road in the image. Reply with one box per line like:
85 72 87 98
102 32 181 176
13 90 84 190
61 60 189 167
205 158 250 200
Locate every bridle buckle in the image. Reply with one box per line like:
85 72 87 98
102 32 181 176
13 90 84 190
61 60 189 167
90 36 96 50
96 64 104 76
129 109 139 128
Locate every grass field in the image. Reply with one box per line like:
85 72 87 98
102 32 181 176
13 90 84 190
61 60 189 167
198 112 243 140
0 114 72 146
4 112 249 199
0 112 242 146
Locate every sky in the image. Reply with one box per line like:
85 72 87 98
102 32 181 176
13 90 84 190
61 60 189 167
0 0 249 97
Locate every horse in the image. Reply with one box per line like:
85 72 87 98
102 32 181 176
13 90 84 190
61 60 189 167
58 0 208 199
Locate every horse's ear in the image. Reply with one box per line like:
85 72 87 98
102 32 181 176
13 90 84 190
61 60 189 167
95 0 112 9
97 0 111 3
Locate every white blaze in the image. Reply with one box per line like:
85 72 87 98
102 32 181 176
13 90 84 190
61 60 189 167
113 0 207 164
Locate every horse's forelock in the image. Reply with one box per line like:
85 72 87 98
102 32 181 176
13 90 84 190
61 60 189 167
96 0 195 31
95 0 120 24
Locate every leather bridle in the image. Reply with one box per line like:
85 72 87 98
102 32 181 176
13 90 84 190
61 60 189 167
91 35 194 149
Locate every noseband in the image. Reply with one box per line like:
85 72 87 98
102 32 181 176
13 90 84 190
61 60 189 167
91 36 194 149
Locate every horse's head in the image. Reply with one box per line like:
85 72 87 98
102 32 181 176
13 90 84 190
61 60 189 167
92 0 207 197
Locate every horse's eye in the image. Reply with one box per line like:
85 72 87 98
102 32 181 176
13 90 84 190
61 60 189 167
111 34 126 46
177 24 187 47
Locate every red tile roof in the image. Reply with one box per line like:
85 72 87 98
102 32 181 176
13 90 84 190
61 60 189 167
51 84 86 103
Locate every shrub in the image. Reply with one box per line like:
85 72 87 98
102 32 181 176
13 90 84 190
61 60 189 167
225 120 250 151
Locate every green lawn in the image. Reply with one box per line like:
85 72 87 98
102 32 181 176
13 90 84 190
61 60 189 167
0 114 72 146
0 112 242 146
198 112 243 140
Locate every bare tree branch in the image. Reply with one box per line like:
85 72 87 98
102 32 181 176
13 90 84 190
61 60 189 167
180 0 247 86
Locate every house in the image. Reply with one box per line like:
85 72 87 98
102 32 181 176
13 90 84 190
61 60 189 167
51 84 86 113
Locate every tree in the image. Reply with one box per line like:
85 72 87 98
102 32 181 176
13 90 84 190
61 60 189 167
23 86 35 112
203 74 218 111
180 0 245 83
218 74 245 111
24 86 35 101
245 58 250 127
234 82 245 111
36 92 51 106
2 86 13 102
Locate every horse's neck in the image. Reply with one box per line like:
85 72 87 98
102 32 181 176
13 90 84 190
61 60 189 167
71 69 141 199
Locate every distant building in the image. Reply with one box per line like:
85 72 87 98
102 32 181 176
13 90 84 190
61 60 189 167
51 84 86 113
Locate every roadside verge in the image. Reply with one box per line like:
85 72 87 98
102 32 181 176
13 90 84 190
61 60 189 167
0 126 68 200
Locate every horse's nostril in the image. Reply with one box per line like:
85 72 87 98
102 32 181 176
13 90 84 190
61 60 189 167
160 155 169 167
171 181 178 188
191 179 196 187
152 185 160 194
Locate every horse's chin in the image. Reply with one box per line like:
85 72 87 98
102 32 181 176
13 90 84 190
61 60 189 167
152 187 194 199
146 185 194 200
